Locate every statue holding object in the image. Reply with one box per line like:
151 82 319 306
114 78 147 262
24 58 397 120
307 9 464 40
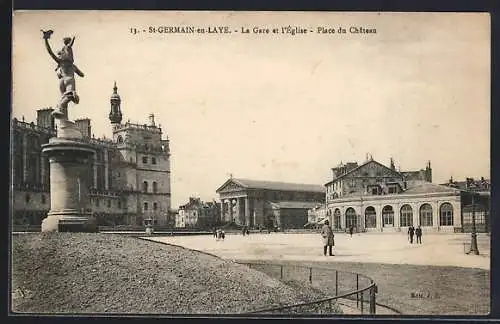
41 29 85 119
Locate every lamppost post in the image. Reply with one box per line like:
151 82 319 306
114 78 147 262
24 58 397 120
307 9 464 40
469 191 480 255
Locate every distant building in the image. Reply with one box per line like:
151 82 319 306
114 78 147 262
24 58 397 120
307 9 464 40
216 178 325 229
11 82 172 227
305 205 328 229
324 157 490 233
176 197 220 228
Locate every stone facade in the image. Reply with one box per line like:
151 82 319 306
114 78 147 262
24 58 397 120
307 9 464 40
323 158 490 233
11 83 172 226
216 178 324 229
176 198 220 228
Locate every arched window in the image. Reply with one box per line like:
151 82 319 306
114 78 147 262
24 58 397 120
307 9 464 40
382 205 394 227
153 182 158 193
143 181 148 193
345 208 357 229
333 192 338 199
153 202 158 211
117 135 123 143
334 209 341 229
419 204 433 226
143 202 148 211
439 203 454 226
400 204 413 227
365 206 376 228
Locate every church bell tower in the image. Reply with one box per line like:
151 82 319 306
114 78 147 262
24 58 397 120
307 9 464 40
109 81 122 131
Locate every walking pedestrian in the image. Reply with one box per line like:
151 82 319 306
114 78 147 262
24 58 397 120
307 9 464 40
321 220 335 256
349 225 354 237
408 225 415 244
415 225 423 244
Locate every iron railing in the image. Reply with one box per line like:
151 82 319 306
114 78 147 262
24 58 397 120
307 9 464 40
238 261 378 315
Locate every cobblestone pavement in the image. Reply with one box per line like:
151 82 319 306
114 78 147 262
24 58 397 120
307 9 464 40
146 232 490 270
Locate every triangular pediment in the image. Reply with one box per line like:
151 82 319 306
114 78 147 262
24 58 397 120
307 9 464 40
216 179 246 193
338 160 403 180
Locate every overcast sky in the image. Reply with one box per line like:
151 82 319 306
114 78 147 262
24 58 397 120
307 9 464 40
12 11 490 208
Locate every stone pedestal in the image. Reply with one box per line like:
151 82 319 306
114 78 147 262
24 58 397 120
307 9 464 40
41 137 96 232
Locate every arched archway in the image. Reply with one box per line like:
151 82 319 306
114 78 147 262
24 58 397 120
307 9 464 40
333 208 341 229
345 208 357 229
419 204 433 226
400 204 413 227
382 205 394 227
439 203 453 226
365 206 376 228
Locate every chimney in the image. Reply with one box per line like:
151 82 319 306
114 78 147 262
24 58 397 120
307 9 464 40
148 113 156 127
74 118 92 138
36 107 55 130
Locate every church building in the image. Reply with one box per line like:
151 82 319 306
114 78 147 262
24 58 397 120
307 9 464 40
216 178 324 229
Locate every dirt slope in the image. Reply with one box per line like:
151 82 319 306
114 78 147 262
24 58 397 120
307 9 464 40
11 233 333 314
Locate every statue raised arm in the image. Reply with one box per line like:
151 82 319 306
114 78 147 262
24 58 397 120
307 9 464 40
41 30 60 64
41 29 84 119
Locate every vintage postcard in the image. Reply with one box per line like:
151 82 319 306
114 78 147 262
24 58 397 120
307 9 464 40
10 11 490 317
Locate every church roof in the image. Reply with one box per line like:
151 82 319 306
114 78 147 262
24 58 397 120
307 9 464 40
216 178 325 193
268 201 322 209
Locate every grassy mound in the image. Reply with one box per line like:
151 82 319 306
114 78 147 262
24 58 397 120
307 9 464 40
11 233 338 314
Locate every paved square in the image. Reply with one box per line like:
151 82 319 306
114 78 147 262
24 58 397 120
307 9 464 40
147 232 490 270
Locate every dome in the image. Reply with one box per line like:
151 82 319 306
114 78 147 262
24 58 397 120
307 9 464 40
110 81 121 101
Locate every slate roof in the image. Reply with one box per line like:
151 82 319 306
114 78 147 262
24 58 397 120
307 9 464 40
401 182 461 195
218 178 325 193
268 201 322 209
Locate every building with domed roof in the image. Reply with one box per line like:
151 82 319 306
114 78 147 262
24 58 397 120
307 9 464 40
10 83 172 227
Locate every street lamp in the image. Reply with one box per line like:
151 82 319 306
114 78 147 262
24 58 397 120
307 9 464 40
469 191 480 255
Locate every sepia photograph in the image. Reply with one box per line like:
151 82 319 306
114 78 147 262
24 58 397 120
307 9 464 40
10 11 491 316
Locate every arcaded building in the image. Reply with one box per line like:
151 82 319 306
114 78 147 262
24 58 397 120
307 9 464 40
11 83 172 227
323 158 490 233
216 178 324 229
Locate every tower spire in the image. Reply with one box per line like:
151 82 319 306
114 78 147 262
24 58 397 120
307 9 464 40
109 81 122 128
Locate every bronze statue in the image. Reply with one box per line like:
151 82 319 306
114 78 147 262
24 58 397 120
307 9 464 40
41 29 85 118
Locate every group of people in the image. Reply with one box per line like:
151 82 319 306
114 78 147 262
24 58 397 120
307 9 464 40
242 226 250 236
320 220 425 256
213 228 225 241
407 225 423 244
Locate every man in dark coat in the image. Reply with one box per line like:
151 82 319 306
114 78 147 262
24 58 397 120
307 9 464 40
408 225 415 244
321 220 335 256
349 225 354 237
415 226 423 244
